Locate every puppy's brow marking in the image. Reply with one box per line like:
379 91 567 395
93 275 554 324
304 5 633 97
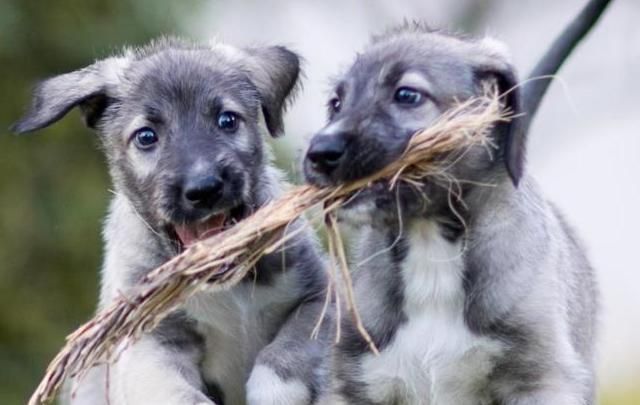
144 106 164 125
396 72 432 93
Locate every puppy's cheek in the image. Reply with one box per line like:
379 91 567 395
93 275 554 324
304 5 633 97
342 151 381 182
349 134 410 180
221 163 248 203
234 132 253 153
155 191 177 224
127 149 161 180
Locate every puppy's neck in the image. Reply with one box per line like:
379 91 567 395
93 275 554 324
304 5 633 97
400 220 465 312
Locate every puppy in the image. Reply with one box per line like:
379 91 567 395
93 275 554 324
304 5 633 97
303 1 610 403
13 38 327 405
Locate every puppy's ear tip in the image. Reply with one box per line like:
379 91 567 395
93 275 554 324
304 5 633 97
272 45 300 61
266 122 285 138
268 46 302 75
506 162 524 187
9 119 30 134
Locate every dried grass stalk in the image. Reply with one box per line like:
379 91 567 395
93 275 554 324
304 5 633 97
29 87 510 405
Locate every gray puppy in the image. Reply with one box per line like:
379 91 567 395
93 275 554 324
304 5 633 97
13 38 327 405
303 1 611 404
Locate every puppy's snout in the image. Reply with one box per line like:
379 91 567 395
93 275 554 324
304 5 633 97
306 135 348 174
183 175 224 210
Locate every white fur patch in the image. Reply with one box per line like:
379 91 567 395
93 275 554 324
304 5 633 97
396 71 434 95
209 41 247 63
361 220 502 404
187 272 301 405
246 365 310 405
110 337 210 405
101 53 132 86
480 36 511 61
320 119 346 137
63 365 109 405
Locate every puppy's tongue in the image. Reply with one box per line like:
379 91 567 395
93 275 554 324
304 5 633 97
174 214 226 248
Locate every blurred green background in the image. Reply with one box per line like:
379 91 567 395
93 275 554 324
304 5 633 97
0 1 637 404
0 1 200 403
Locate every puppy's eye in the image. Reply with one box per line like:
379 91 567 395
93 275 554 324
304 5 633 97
133 127 159 150
328 97 341 114
394 87 423 105
217 111 239 132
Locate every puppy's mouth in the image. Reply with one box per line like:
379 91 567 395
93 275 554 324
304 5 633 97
167 205 246 251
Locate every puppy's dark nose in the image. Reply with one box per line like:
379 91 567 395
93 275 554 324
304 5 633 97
183 175 224 209
306 135 347 174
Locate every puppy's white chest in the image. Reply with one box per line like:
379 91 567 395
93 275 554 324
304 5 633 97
184 272 299 405
361 221 501 404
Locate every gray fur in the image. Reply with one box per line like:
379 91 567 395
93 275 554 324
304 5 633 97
304 20 600 405
14 37 327 405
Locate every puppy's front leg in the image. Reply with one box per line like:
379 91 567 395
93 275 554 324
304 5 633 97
63 365 109 405
246 298 330 405
67 314 211 405
111 312 214 405
66 198 211 404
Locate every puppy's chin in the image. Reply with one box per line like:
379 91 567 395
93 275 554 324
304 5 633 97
336 183 389 228
338 181 432 230
336 198 378 229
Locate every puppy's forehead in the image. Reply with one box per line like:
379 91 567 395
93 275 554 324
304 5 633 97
133 48 251 88
370 28 510 66
337 30 510 98
123 47 260 111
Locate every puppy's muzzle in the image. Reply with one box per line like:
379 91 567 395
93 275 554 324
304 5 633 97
168 163 247 250
183 174 224 211
306 134 348 175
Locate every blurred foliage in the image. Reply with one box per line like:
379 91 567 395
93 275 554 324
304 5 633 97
0 1 200 403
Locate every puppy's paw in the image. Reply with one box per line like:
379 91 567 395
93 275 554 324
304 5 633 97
246 365 311 405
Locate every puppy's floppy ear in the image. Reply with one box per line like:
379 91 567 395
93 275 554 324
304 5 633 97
11 56 129 134
245 46 301 137
474 62 525 186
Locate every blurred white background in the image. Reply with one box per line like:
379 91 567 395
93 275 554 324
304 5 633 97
184 0 640 397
